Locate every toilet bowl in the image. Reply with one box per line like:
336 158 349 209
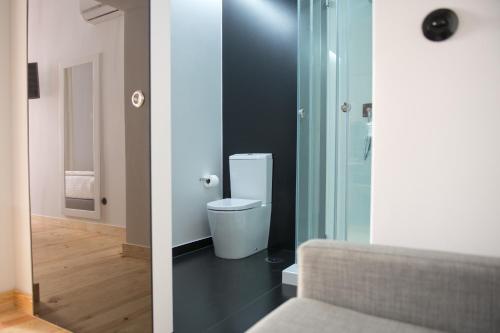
207 199 271 259
207 153 273 259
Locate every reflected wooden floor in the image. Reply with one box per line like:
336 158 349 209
0 309 69 332
31 217 152 333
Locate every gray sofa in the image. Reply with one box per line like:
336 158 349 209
248 240 500 333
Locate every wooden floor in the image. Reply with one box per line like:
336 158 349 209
31 217 152 333
0 309 69 332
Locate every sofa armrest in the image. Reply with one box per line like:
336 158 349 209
297 240 500 333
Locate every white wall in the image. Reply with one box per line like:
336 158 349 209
0 0 15 293
151 0 173 330
371 0 500 257
28 0 126 226
11 0 33 295
171 0 222 247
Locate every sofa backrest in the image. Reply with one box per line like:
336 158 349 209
298 240 500 333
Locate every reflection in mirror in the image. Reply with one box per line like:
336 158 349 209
28 0 152 332
62 59 100 218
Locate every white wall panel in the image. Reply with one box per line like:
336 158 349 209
0 0 15 293
372 0 500 257
171 0 222 247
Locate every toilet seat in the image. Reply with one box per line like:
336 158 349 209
207 198 261 211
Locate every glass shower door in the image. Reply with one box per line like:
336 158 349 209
296 0 328 246
296 0 372 248
334 0 372 243
342 0 372 243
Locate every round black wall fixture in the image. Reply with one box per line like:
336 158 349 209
422 9 459 42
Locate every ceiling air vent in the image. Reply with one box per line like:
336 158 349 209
80 0 122 25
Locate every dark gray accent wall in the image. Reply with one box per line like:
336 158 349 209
124 4 151 247
223 0 297 250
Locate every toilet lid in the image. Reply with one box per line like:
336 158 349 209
207 198 262 211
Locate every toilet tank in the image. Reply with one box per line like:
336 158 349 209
229 154 272 204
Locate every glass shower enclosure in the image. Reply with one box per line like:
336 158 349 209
296 0 372 247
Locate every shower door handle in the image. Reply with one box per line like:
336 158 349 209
363 135 372 160
341 102 351 113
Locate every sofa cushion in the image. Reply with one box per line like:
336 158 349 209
247 298 445 333
299 240 500 333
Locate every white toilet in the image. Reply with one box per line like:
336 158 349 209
207 153 272 259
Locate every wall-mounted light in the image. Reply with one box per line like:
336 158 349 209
422 9 459 42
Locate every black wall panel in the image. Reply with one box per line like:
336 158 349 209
223 0 297 250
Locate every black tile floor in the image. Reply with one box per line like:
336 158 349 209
173 246 296 333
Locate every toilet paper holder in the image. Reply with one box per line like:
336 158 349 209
199 176 212 184
199 175 220 188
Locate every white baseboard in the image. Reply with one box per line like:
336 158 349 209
31 214 125 239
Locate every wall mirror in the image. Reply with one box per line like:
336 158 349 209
60 56 101 219
28 0 152 332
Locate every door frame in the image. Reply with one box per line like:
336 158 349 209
151 0 174 331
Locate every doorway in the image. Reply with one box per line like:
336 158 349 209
27 1 152 331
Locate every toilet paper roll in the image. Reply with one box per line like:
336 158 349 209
202 175 219 188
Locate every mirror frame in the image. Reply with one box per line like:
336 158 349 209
58 54 101 220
